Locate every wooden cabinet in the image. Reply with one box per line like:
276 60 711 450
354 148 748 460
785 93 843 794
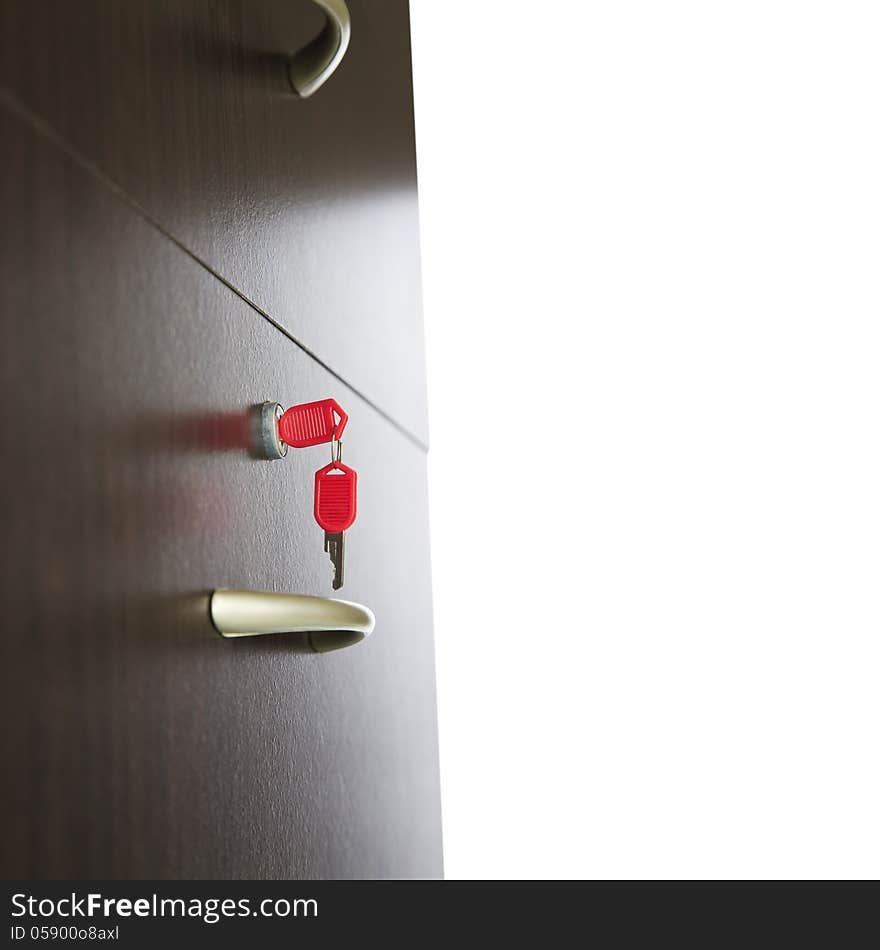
0 0 428 443
0 1 441 879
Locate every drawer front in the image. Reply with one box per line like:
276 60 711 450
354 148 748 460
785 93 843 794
0 104 441 878
0 0 428 444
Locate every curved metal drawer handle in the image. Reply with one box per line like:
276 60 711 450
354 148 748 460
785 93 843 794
210 589 374 652
288 0 352 98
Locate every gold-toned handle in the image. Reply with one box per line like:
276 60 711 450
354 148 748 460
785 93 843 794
210 589 374 652
288 0 351 98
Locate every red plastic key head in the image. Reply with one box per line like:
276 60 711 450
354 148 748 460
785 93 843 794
278 398 348 448
314 462 358 533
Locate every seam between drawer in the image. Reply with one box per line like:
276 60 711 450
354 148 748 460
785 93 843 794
0 85 429 454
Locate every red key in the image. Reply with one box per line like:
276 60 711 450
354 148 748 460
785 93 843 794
314 461 358 533
278 398 348 448
315 461 357 590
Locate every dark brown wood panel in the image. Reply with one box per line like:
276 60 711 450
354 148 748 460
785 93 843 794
0 0 428 444
0 101 442 879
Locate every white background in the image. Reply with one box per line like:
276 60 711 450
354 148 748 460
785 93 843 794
409 1 879 879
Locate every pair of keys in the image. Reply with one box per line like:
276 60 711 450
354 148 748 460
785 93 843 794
278 399 357 590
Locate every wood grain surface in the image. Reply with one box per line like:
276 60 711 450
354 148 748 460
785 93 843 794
0 101 442 879
0 0 429 444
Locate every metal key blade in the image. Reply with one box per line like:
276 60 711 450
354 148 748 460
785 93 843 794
324 530 345 590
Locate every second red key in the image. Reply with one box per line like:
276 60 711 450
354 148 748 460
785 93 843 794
278 398 348 448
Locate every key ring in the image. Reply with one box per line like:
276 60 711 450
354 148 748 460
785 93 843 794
330 427 343 465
